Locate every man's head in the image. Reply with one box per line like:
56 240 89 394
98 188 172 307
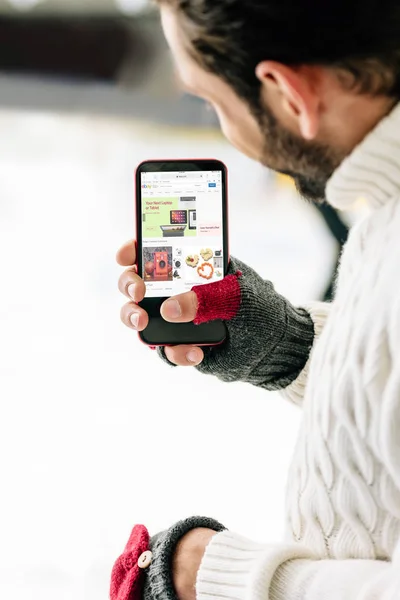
157 0 400 201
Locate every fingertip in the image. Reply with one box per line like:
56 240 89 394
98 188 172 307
126 276 145 303
164 345 204 366
160 298 182 321
116 240 137 266
160 291 198 323
120 302 149 332
186 348 204 365
116 249 127 266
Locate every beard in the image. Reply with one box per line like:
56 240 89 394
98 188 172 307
256 102 345 203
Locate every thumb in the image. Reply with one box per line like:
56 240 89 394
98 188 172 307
161 273 242 325
161 291 198 322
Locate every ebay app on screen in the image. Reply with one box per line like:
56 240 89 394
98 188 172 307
141 170 224 298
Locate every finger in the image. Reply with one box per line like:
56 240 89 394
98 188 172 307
165 345 204 366
160 291 198 323
116 240 136 266
120 301 149 331
118 268 146 303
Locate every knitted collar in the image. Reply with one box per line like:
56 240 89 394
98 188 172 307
326 102 400 211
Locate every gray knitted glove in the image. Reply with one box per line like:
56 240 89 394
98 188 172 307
110 516 226 600
159 257 315 391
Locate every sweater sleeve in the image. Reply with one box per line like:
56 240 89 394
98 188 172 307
280 301 332 406
196 531 400 600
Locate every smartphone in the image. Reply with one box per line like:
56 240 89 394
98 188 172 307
136 159 229 346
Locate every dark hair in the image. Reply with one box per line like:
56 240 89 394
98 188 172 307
157 0 400 108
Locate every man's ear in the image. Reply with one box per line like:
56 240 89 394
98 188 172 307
255 61 321 140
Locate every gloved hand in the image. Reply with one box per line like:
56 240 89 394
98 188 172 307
159 257 315 391
110 516 226 600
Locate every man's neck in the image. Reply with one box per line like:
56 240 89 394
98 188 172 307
327 102 400 211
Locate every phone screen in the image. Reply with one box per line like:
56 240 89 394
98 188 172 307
139 167 226 298
135 160 228 347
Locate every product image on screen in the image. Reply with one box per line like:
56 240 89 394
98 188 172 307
170 210 187 224
141 170 224 298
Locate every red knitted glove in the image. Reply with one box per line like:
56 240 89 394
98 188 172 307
192 272 243 325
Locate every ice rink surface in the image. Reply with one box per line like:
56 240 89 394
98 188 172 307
0 108 339 599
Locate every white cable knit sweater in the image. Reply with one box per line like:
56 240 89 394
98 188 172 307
197 105 400 599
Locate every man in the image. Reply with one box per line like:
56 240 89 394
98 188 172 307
114 1 400 599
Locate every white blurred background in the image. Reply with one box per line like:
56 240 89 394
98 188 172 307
0 2 348 599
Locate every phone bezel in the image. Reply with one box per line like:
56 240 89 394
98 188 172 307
135 159 229 347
